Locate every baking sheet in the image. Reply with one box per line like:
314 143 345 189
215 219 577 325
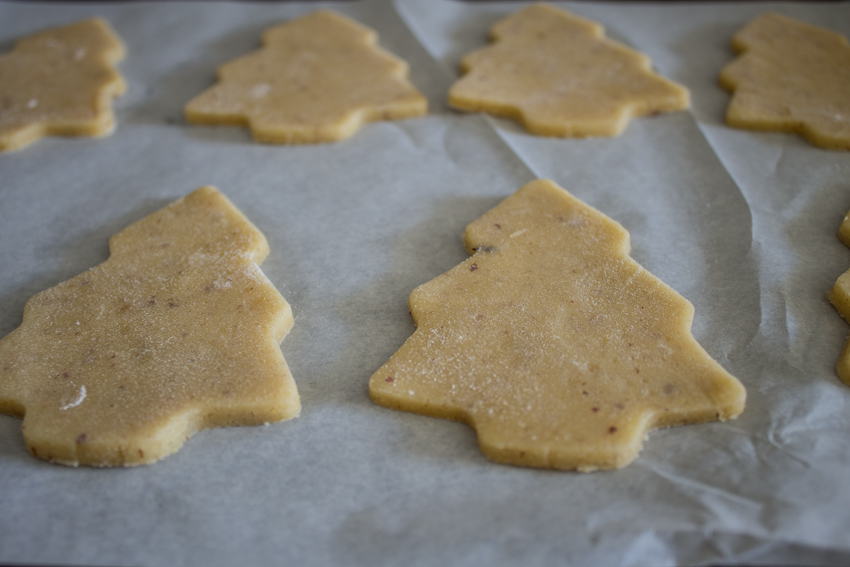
1 0 850 565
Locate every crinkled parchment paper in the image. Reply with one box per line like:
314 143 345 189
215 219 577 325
1 1 849 565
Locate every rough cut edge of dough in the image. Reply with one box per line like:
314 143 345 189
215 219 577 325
186 99 427 145
22 382 301 468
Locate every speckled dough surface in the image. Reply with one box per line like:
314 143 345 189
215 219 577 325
0 187 300 467
719 12 850 150
0 18 126 152
185 10 427 144
828 212 850 385
447 4 689 138
370 180 746 471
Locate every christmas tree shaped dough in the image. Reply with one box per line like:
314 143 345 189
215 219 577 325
719 13 850 150
0 187 300 467
828 211 850 385
370 180 746 471
0 18 126 152
185 10 427 144
447 4 689 138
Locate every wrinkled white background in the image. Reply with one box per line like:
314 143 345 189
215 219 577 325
1 1 849 565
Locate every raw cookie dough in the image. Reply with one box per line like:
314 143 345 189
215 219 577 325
0 18 126 152
719 12 850 150
184 10 427 144
828 211 850 385
369 179 746 471
447 4 689 138
0 187 300 467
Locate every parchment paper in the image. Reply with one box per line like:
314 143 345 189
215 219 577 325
1 1 849 565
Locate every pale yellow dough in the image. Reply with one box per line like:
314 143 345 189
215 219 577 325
719 13 850 150
0 18 126 152
185 10 427 144
447 4 689 138
370 180 746 471
828 212 850 385
0 187 300 467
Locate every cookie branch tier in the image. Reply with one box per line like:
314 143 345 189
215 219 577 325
828 212 850 385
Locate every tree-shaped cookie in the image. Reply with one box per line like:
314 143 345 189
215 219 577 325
719 13 850 150
185 10 427 144
828 212 850 385
0 18 126 152
0 187 300 467
370 180 746 471
447 4 689 138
